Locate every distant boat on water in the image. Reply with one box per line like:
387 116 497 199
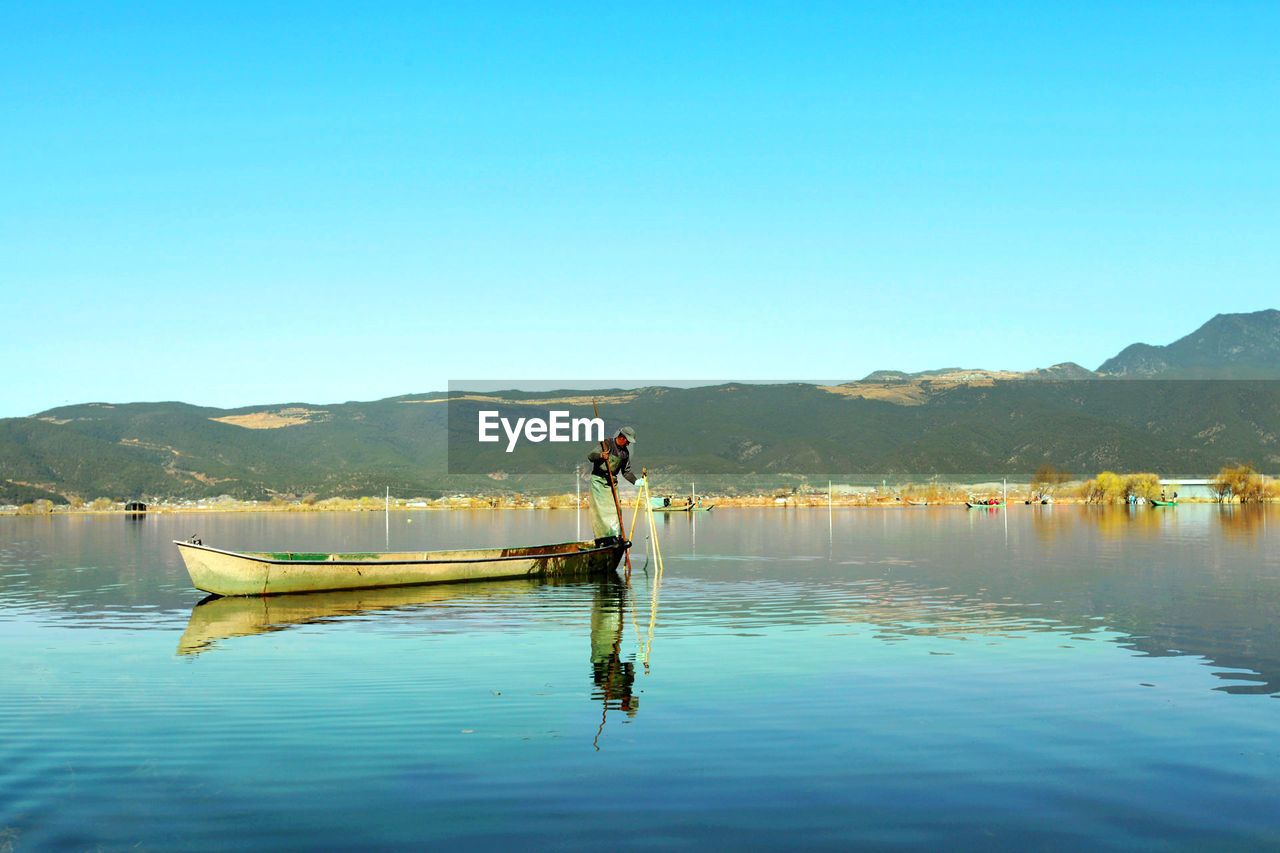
650 497 693 513
649 493 714 513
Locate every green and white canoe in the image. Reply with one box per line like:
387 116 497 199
174 538 626 597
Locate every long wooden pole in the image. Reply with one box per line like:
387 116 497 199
592 399 632 581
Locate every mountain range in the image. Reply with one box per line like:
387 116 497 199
862 308 1280 382
1097 309 1280 378
3 310 1278 504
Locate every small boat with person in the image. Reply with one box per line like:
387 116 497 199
651 483 716 513
649 496 715 513
650 496 693 513
174 536 627 597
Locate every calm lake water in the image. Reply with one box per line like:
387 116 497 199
3 505 1280 851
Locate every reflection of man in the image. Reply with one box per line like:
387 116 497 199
586 426 643 542
590 580 637 717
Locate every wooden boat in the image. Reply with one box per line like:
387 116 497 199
173 537 626 597
965 501 1005 508
652 503 693 513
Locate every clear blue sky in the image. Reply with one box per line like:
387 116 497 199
2 1 1276 417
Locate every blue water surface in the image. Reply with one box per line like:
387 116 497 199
2 505 1279 851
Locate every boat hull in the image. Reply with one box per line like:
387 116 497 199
175 539 626 597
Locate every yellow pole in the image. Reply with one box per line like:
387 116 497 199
643 477 664 575
630 485 644 540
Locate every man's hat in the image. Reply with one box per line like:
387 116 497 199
617 426 637 444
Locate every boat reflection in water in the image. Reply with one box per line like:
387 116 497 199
177 575 639 723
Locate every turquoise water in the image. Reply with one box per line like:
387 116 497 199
2 506 1280 850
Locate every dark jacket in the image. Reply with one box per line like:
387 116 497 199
587 438 637 485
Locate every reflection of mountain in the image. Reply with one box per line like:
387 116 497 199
1067 506 1280 695
822 569 1280 696
824 578 1091 642
818 507 1280 696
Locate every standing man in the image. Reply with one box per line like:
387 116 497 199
586 426 644 543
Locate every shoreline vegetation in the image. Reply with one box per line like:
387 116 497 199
4 465 1275 517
